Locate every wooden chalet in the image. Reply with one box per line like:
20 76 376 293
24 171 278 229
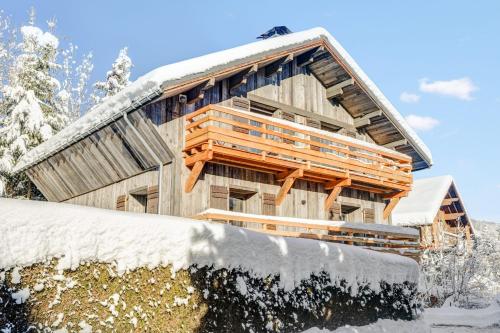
14 27 434 257
391 175 473 249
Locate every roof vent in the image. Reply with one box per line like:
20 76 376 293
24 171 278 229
257 26 292 39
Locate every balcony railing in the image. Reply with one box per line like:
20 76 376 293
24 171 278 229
195 209 421 259
184 104 412 201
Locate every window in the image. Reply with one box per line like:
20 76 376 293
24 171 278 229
339 204 360 223
229 187 256 213
129 186 148 213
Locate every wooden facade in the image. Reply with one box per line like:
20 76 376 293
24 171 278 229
20 34 433 256
421 184 472 250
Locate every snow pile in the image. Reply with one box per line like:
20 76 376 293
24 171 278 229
392 175 469 227
302 319 430 333
303 296 500 332
14 26 432 173
424 296 500 328
0 198 418 291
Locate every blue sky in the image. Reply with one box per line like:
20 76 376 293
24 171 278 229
3 1 500 221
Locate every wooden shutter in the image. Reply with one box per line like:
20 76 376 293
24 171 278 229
146 185 159 214
231 97 251 111
231 97 250 134
306 118 321 129
363 208 375 224
262 193 276 216
306 118 322 151
340 129 357 139
116 195 128 211
210 185 228 210
280 111 296 144
329 202 341 220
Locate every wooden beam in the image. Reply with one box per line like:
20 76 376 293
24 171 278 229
324 178 351 211
442 197 459 206
185 160 206 193
383 197 401 220
444 212 465 220
277 168 303 181
383 190 409 200
326 78 355 99
324 178 351 190
353 110 383 128
186 78 215 104
275 169 303 205
229 64 258 91
383 139 408 149
264 54 293 77
296 46 325 67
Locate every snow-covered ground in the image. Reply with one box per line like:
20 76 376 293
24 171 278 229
304 296 500 332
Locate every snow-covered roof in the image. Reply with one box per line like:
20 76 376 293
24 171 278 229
391 175 468 227
13 27 432 173
0 198 419 291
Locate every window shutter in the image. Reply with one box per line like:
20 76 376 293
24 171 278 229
306 118 321 129
231 97 251 111
363 208 375 224
262 193 277 216
279 111 296 144
146 185 159 214
231 97 250 134
116 195 128 211
210 185 229 210
329 202 341 220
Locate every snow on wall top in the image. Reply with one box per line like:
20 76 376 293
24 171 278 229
201 208 419 237
0 198 418 291
391 175 454 227
13 27 432 173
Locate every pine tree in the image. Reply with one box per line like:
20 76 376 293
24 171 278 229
92 47 132 103
0 8 93 197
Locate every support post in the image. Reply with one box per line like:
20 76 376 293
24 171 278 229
275 169 303 205
324 178 351 211
185 160 206 193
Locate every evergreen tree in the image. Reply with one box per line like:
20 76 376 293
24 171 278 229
92 47 132 103
0 8 93 197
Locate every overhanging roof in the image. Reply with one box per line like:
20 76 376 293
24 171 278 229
14 27 432 174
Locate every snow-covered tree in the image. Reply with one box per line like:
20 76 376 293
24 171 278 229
92 47 132 103
419 221 500 308
0 8 94 197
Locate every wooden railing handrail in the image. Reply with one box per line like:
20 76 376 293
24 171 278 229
195 212 419 240
186 126 411 190
186 104 412 164
195 211 422 258
187 114 409 170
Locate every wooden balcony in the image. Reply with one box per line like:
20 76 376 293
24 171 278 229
184 104 412 210
195 209 421 259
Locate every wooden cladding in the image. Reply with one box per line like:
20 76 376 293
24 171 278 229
26 109 172 202
184 105 413 200
262 193 276 216
146 186 159 214
116 195 128 211
363 208 375 224
210 185 229 210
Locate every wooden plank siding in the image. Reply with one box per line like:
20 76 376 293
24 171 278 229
35 56 408 226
